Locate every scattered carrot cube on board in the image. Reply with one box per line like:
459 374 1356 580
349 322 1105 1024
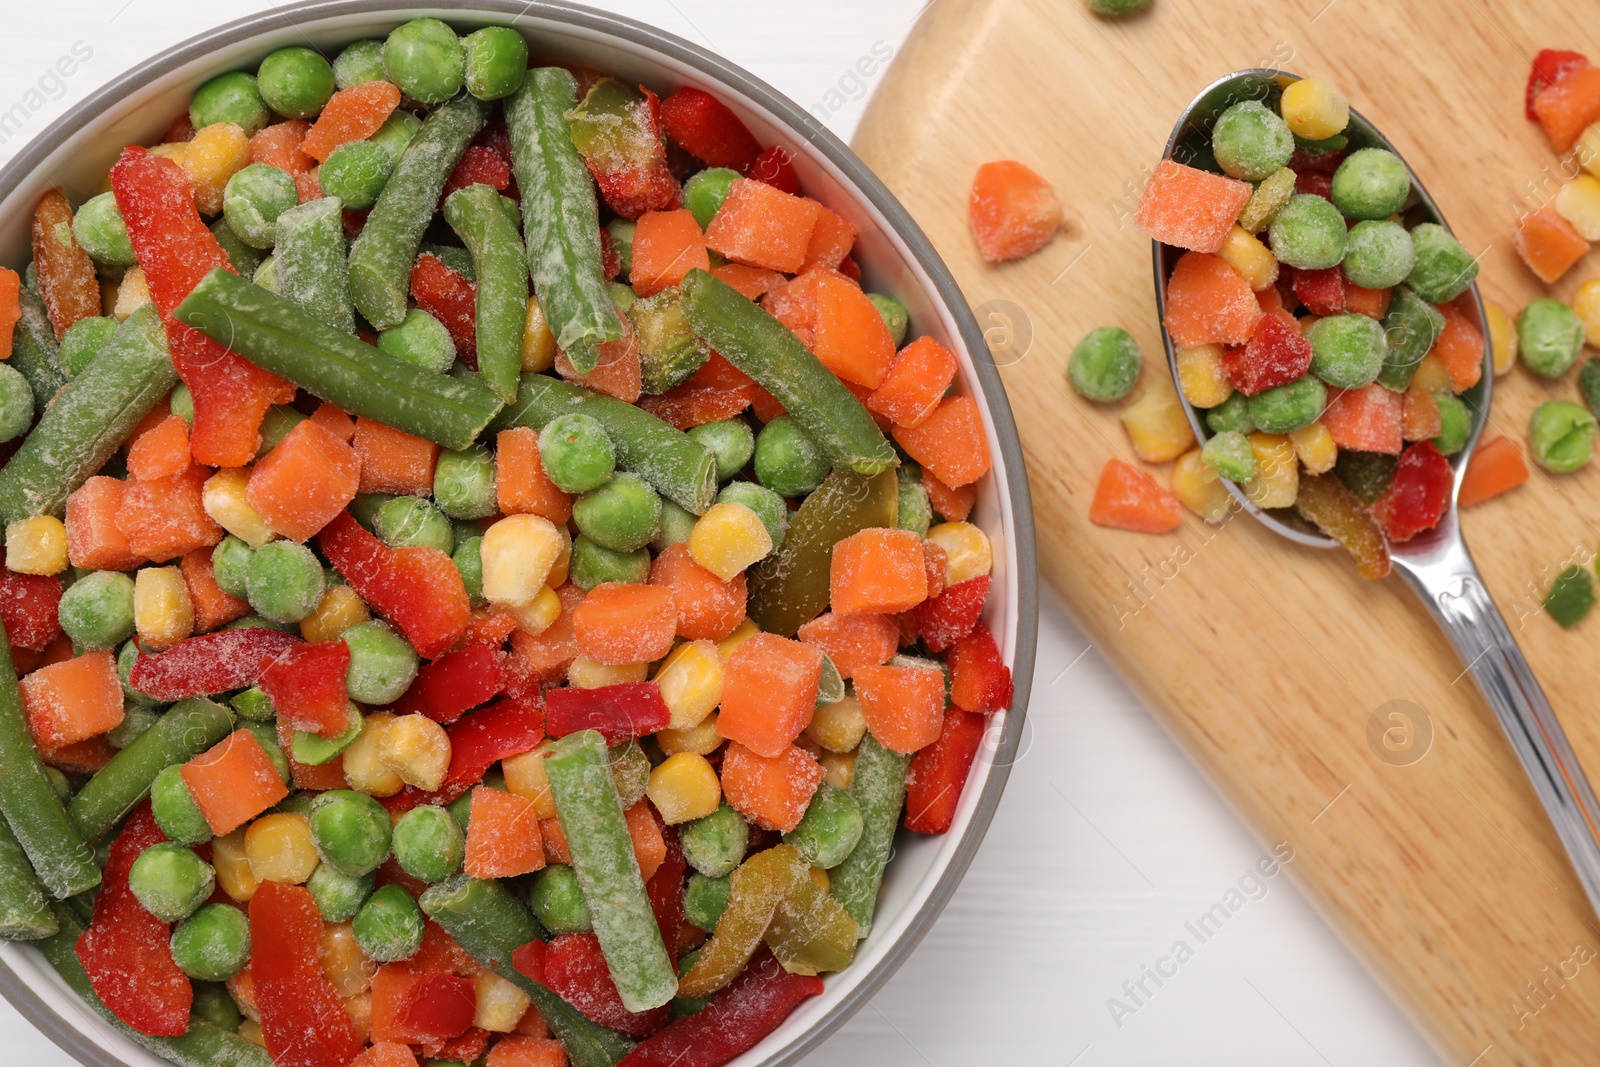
968 160 1063 263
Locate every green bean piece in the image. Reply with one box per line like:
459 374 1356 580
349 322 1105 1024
609 740 651 810
210 218 266 279
683 872 730 931
505 68 624 373
68 698 234 845
174 269 503 450
497 374 717 513
58 316 118 379
420 875 636 1067
378 308 457 373
10 287 66 412
0 305 177 523
545 729 677 1012
897 477 932 536
680 269 896 476
370 109 423 166
815 652 845 706
107 706 159 750
687 418 753 482
348 93 489 329
679 802 749 878
0 817 56 939
829 731 910 937
0 365 32 443
527 863 593 934
445 183 529 402
274 197 355 334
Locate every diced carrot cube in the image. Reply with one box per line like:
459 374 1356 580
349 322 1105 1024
893 395 992 488
1163 251 1263 347
19 651 123 750
647 543 746 640
1514 207 1589 284
66 476 142 570
353 417 439 497
868 336 959 428
1134 159 1253 254
1433 301 1484 394
43 735 117 774
801 205 856 271
968 160 1063 262
760 266 834 348
180 545 250 632
1088 458 1184 534
716 632 824 758
796 612 898 680
924 468 976 523
274 718 349 792
506 585 583 692
182 729 290 836
349 1041 421 1067
486 1036 567 1067
1344 285 1391 321
115 464 225 562
495 427 572 524
464 786 545 879
553 316 642 404
126 414 191 481
301 82 403 162
369 965 421 1044
310 403 356 443
623 801 666 882
629 210 709 298
704 178 821 273
1320 384 1403 455
718 742 823 833
1401 385 1442 442
0 267 20 360
709 263 786 300
1534 65 1600 152
572 583 677 665
830 528 928 616
249 420 362 542
853 663 946 754
249 120 313 175
812 273 896 389
540 817 570 866
1459 435 1530 508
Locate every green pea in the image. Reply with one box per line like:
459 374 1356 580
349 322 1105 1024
307 864 375 922
231 686 275 722
1406 223 1478 304
754 417 829 497
257 404 307 458
72 193 136 267
453 536 485 606
539 413 617 494
896 478 932 537
190 71 270 134
170 903 251 982
353 883 425 962
373 496 453 553
310 790 393 878
573 472 662 553
648 500 695 553
128 843 215 922
715 481 787 550
1067 325 1141 402
1529 400 1597 473
319 141 395 211
867 294 910 348
59 316 118 378
1340 220 1415 290
781 783 864 869
680 802 749 878
221 163 298 252
1203 393 1255 435
168 383 196 426
118 640 163 710
1581 358 1600 418
246 540 325 624
343 620 419 705
107 704 159 749
527 864 593 935
610 740 651 809
333 39 389 90
683 872 731 930
59 570 135 650
1517 298 1584 378
0 364 31 443
392 805 465 884
190 982 243 1031
1211 101 1294 182
462 27 528 100
211 216 265 278
1329 148 1411 221
257 47 335 121
383 18 466 105
687 419 755 482
434 445 498 520
227 614 295 635
1546 565 1595 628
605 218 636 275
1200 430 1256 482
1268 194 1347 270
369 110 423 165
1432 393 1472 456
211 535 253 599
568 535 650 590
378 308 456 373
683 168 741 229
1246 375 1326 434
1307 313 1385 389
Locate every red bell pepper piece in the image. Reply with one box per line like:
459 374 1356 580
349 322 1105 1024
463 609 519 650
599 227 623 281
250 881 364 1067
110 147 296 467
473 114 513 164
439 144 512 209
1294 172 1334 199
75 804 192 1037
1222 314 1312 397
0 565 62 652
129 627 302 701
1291 266 1345 317
544 682 670 744
410 253 477 367
659 87 762 172
1372 440 1452 543
258 640 352 737
397 971 476 1044
512 937 547 986
912 575 990 654
636 382 755 431
432 1027 490 1064
904 708 987 834
1287 148 1345 177
318 512 471 659
617 949 823 1066
1528 49 1591 121
383 698 544 814
394 642 504 724
543 933 670 1037
948 626 1013 715
575 84 681 220
646 826 686 964
747 145 800 196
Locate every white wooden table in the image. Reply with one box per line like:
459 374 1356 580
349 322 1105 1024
0 3 1445 1063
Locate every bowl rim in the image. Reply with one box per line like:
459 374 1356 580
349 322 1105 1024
0 3 1039 1064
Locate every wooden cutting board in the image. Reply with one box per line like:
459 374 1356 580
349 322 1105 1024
855 1 1600 1063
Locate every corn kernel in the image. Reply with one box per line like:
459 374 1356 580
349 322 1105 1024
1484 301 1519 374
320 921 376 997
148 142 189 165
1411 352 1452 394
507 585 561 636
474 969 532 1032
5 516 68 575
646 752 722 824
345 993 371 1045
503 741 557 819
653 639 725 730
658 713 723 756
927 521 992 584
481 514 564 606
688 502 772 581
1289 422 1338 475
1244 433 1299 509
1174 344 1233 409
238 1019 266 1047
181 123 251 216
114 267 151 321
1572 282 1600 350
1280 78 1348 141
806 694 867 752
135 565 195 651
1120 379 1195 463
213 829 259 902
568 656 648 688
1556 176 1600 241
378 713 451 792
245 812 319 885
521 297 557 373
301 583 371 642
716 619 760 663
204 467 277 548
342 712 404 797
1216 226 1278 290
819 749 856 791
1170 448 1233 523
1579 122 1600 179
546 525 573 589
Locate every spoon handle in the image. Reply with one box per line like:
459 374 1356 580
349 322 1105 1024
1396 543 1600 918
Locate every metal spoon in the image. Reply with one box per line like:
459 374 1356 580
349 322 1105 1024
1153 68 1600 920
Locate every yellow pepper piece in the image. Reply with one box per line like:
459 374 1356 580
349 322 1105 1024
1120 379 1195 463
764 862 858 976
1244 433 1299 509
677 845 809 999
181 123 251 216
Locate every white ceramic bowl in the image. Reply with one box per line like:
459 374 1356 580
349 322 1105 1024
0 4 1038 1064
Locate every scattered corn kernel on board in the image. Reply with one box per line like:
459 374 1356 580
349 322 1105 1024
857 0 1600 1062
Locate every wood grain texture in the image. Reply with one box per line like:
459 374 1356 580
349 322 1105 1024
855 1 1600 1063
